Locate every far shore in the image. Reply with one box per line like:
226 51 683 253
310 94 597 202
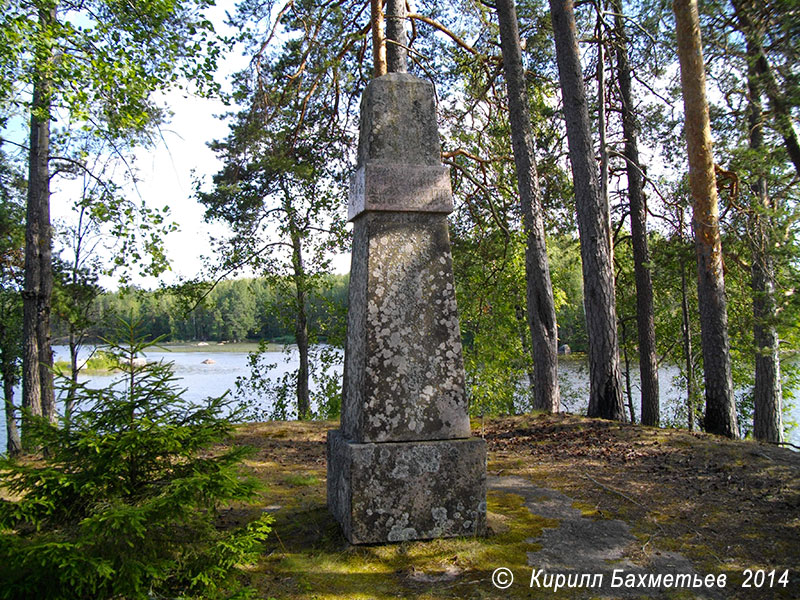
52 341 289 375
52 340 288 356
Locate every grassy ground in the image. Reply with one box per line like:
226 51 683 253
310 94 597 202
219 415 800 600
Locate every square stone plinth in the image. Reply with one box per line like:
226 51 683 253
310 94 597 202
348 163 453 221
327 430 487 544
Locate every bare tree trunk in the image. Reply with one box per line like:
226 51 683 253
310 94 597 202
680 254 696 431
673 0 738 438
549 0 624 420
515 304 537 395
23 4 58 445
66 330 79 422
36 2 55 427
39 237 55 424
619 317 635 423
746 42 783 443
293 273 310 420
22 93 44 425
286 197 310 420
611 0 660 426
2 361 22 457
750 198 783 442
597 14 609 222
371 0 387 77
385 0 407 73
496 0 560 413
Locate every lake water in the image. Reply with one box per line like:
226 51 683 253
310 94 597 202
1 345 797 453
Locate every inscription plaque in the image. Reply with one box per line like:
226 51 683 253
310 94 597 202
348 163 454 221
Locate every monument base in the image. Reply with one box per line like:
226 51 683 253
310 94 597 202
327 430 487 544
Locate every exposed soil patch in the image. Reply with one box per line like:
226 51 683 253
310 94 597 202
484 413 800 598
221 415 799 599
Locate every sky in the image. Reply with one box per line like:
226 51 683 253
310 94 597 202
46 3 351 292
122 89 235 287
135 91 351 290
41 110 221 291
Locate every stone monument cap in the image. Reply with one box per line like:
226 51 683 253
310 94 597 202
356 73 442 168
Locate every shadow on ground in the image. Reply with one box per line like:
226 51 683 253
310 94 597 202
224 416 799 599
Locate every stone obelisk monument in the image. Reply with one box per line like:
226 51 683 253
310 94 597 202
327 3 486 545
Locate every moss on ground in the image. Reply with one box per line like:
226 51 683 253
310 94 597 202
239 489 558 600
214 416 799 599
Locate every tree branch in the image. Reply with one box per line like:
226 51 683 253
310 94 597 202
407 13 482 57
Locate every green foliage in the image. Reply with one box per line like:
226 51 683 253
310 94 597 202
453 230 530 416
53 349 118 374
0 0 221 133
75 274 350 344
0 322 270 599
452 229 586 417
235 342 343 421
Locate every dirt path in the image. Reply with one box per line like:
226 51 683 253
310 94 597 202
490 475 726 599
484 413 800 599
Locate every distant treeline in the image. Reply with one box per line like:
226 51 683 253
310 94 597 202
53 274 350 345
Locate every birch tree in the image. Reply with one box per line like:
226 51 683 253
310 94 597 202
1 0 220 444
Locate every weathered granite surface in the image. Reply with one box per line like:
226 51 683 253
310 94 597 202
341 211 470 443
327 430 487 544
348 163 453 220
355 73 441 169
341 72 469 444
329 72 486 545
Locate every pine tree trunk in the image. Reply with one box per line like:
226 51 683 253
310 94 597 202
22 94 45 425
371 0 386 77
385 0 407 73
549 0 624 420
612 1 660 426
619 318 636 423
66 330 79 422
597 15 609 220
496 0 560 413
673 0 738 438
746 42 783 443
23 4 58 441
2 362 22 457
750 210 783 442
294 281 310 419
731 0 800 179
515 304 537 396
680 255 696 431
287 199 310 420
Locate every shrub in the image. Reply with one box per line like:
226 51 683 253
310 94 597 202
54 349 120 375
0 322 271 599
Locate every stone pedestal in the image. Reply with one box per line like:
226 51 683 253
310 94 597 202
327 431 486 544
327 73 486 544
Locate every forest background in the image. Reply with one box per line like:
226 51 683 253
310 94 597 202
2 0 799 447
